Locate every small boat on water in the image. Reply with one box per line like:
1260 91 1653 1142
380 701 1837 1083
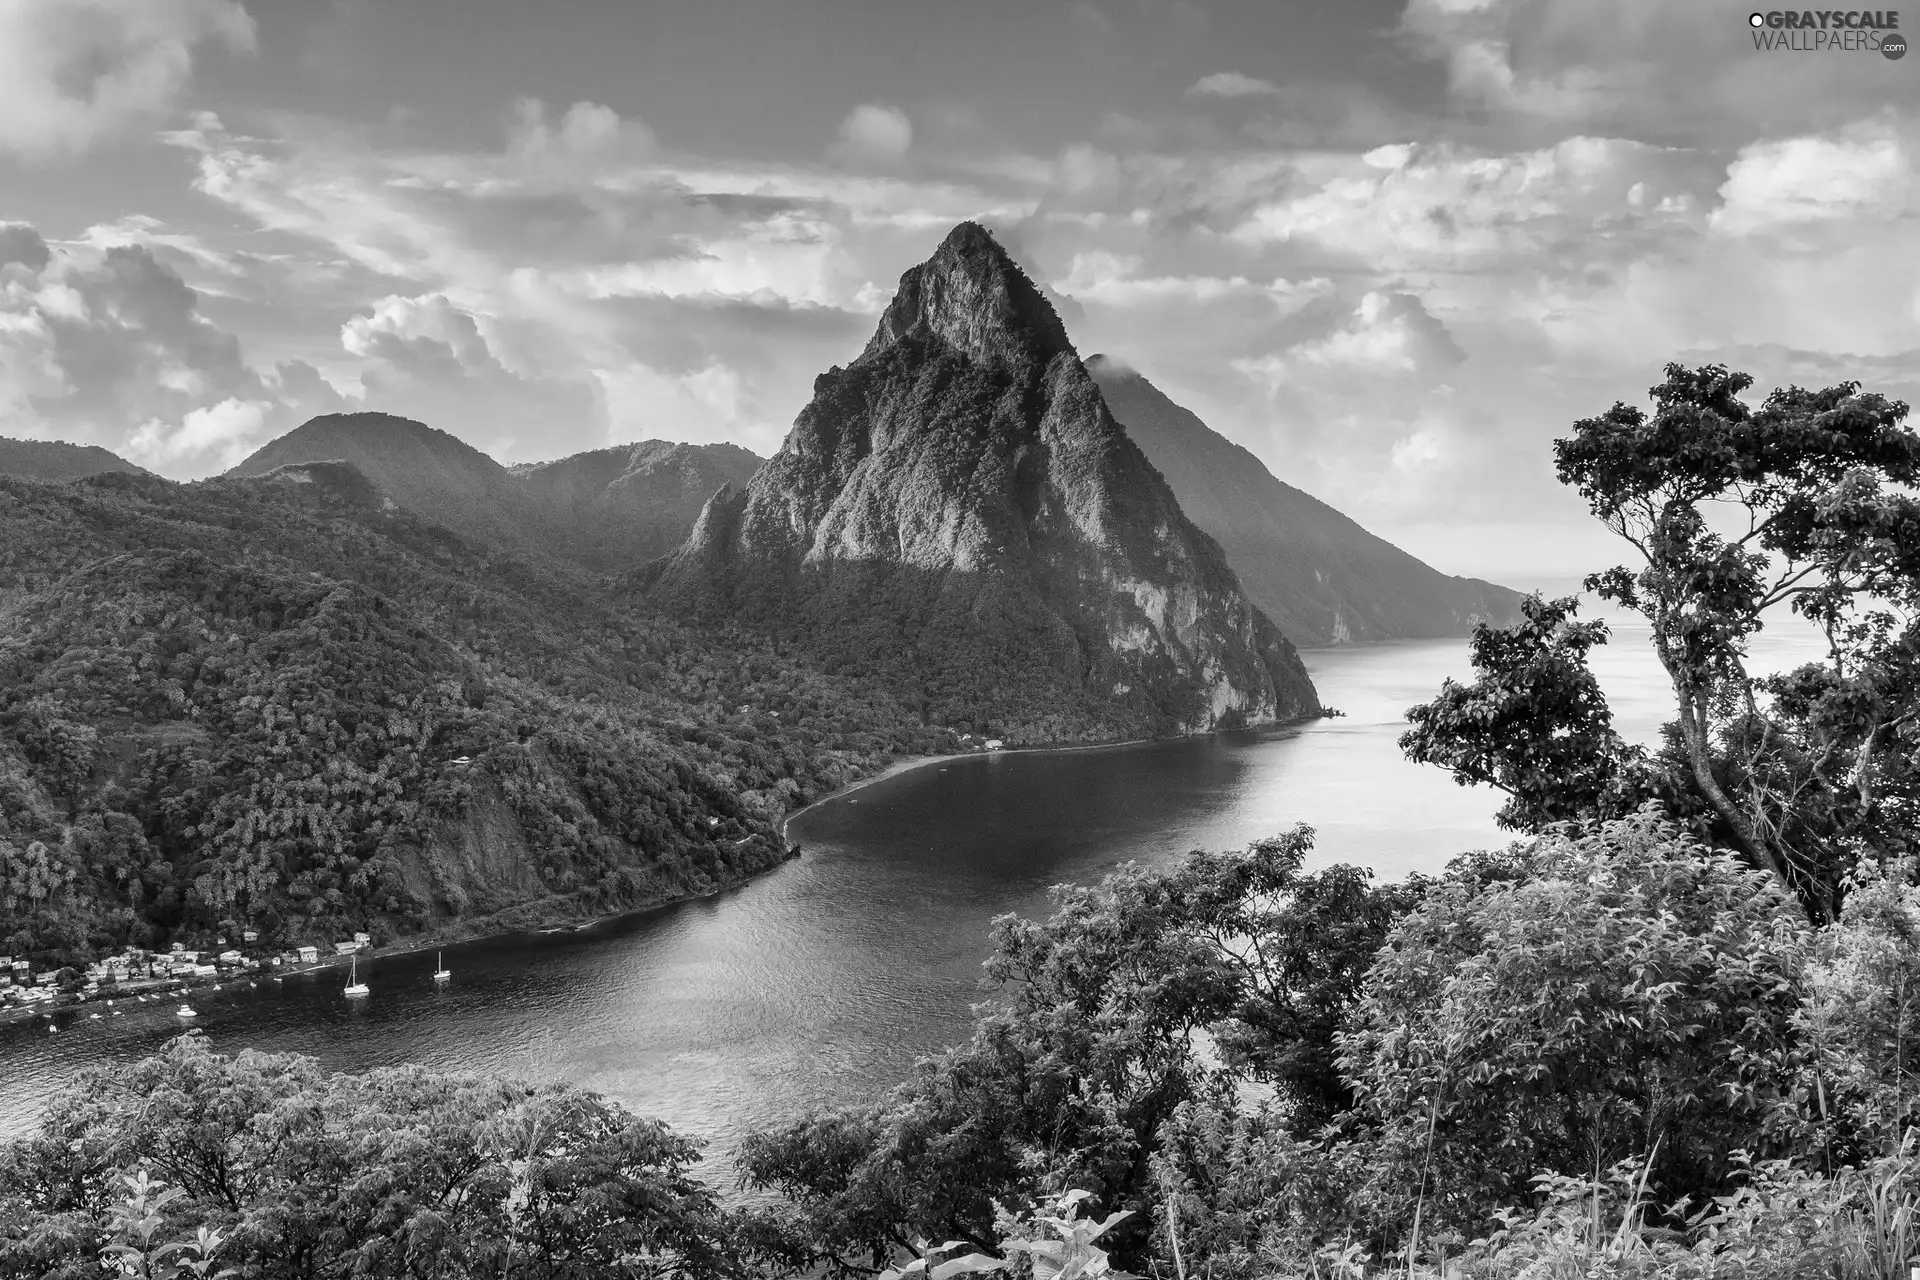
344 956 369 999
176 1005 196 1019
47 1023 57 1034
433 952 451 983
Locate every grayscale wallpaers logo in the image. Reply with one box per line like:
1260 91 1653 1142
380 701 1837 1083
1747 9 1906 56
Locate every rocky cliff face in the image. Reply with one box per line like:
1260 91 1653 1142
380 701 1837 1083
650 222 1319 740
1087 357 1525 646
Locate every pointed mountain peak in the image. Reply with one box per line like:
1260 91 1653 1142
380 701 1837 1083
862 220 1073 370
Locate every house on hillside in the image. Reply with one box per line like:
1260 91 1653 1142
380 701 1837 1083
296 946 319 964
985 739 1004 750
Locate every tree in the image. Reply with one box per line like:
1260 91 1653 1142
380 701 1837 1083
1557 363 1920 921
0 1035 744 1280
1401 594 1657 833
1337 809 1809 1237
1404 363 1920 923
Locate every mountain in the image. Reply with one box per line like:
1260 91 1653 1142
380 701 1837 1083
648 222 1320 741
1086 357 1525 646
0 436 148 482
227 412 553 552
0 463 958 967
514 440 763 571
229 415 764 574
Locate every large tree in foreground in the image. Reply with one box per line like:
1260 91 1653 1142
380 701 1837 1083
1405 364 1920 922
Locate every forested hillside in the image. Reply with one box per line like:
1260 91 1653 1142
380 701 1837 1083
513 439 764 570
0 438 147 484
0 464 956 965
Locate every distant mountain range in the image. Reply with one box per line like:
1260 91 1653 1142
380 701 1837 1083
646 221 1320 739
0 436 149 483
1086 358 1524 645
224 415 764 572
512 440 762 571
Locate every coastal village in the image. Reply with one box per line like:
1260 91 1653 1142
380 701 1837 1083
1 931 380 1023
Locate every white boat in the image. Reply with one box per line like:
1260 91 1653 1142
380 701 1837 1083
344 956 369 998
433 952 451 983
176 1005 196 1018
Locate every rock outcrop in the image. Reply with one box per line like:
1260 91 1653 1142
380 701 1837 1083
648 222 1319 740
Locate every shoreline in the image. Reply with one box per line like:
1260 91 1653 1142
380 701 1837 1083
778 713 1323 841
5 714 1324 1029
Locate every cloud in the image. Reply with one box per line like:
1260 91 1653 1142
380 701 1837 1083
1186 72 1280 98
1710 121 1916 238
832 103 913 165
342 293 604 456
1290 291 1467 374
507 97 650 162
149 112 999 463
1396 0 1910 145
0 0 254 159
127 395 271 469
0 221 346 474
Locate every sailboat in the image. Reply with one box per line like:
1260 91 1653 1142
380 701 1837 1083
344 955 369 999
433 952 451 983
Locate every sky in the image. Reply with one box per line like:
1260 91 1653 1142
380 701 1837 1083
0 0 1916 581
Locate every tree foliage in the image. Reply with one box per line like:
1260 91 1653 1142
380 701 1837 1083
1339 808 1810 1233
0 1035 744 1280
1404 363 1920 922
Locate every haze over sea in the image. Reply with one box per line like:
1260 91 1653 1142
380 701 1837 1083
0 603 1830 1156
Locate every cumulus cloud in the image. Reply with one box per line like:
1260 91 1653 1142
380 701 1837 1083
1289 291 1467 374
832 103 913 165
0 0 254 159
1186 72 1279 98
507 97 650 162
342 293 604 456
0 221 345 474
1710 121 1916 238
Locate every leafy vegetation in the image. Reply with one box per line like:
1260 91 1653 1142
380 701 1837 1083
1407 363 1920 924
0 1035 744 1279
